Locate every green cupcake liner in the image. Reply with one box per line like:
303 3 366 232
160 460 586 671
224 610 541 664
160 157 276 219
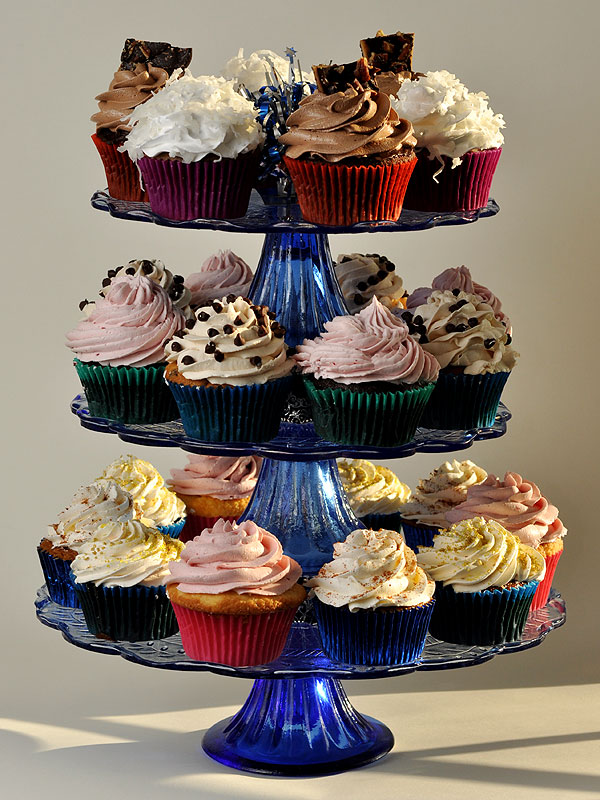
303 377 435 447
74 360 179 424
419 370 510 430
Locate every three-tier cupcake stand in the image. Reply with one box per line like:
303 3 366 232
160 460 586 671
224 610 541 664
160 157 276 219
36 189 566 776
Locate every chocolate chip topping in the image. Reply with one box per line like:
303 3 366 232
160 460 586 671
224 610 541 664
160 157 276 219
207 328 219 338
226 293 237 303
223 324 234 334
250 356 262 367
454 323 468 333
234 316 244 326
356 281 368 292
385 261 395 272
452 288 461 296
185 318 195 328
79 299 89 310
353 293 366 306
101 278 111 288
205 342 216 354
173 274 184 283
214 350 225 362
170 341 183 352
376 269 388 280
234 334 244 346
125 267 135 275
257 326 268 337
181 355 194 365
446 323 456 333
484 338 496 349
141 260 153 274
367 274 379 286
267 311 276 320
401 311 413 322
212 302 223 313
468 318 478 328
197 311 210 322
107 269 117 278
174 330 185 338
413 315 423 326
506 333 512 345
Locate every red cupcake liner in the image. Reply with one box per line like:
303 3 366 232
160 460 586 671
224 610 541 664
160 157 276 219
531 549 563 610
137 149 260 221
283 155 416 226
170 602 297 665
403 148 502 212
179 514 239 542
91 134 147 201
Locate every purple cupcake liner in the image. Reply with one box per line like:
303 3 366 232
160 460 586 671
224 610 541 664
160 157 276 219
403 148 502 212
37 547 80 608
138 149 260 221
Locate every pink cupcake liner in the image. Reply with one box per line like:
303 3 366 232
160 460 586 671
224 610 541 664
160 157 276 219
137 149 260 221
91 134 147 201
179 515 239 543
531 550 563 610
403 148 502 212
171 602 297 665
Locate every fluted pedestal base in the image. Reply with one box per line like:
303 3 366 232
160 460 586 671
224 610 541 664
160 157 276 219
202 677 394 776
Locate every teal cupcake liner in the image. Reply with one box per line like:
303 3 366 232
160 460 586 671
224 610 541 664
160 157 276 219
37 547 80 608
74 360 179 424
156 518 186 539
73 581 178 641
428 580 538 646
166 375 295 442
312 596 435 666
420 370 510 430
359 511 404 533
303 377 435 447
398 518 441 550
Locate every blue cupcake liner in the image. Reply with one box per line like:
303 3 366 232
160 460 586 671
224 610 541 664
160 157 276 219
156 518 186 539
72 581 178 642
419 370 510 430
37 546 80 608
359 511 404 533
312 596 435 666
166 375 295 442
428 580 539 646
398 518 441 551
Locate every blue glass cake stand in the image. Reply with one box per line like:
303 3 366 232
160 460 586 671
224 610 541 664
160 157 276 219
41 189 563 776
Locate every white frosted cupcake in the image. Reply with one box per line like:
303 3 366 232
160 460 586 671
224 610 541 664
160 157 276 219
337 458 410 531
335 253 407 314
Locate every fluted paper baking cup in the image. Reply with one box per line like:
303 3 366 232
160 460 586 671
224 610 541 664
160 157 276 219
531 550 563 610
92 134 147 202
73 582 178 641
420 370 510 431
156 518 186 539
138 149 260 221
180 515 239 542
403 148 502 212
428 580 538 646
74 359 179 424
170 603 296 665
304 377 434 447
37 547 80 608
283 155 416 226
398 518 441 550
312 597 435 666
360 512 404 533
166 375 294 442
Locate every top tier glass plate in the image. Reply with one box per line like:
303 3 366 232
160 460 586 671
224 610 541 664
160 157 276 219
91 189 499 234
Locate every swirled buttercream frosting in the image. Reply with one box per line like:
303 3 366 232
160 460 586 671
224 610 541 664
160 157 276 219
405 290 517 375
335 253 406 314
391 70 505 165
165 295 293 386
338 459 410 516
46 480 134 549
92 64 168 139
98 455 186 527
294 297 439 385
220 48 312 93
280 86 416 163
67 275 185 367
417 518 546 592
71 520 183 588
400 460 488 527
166 519 302 595
306 528 434 610
187 250 253 307
445 472 566 548
122 72 264 163
100 259 192 314
169 454 262 500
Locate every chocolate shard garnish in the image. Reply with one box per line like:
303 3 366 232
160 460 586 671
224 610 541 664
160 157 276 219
312 57 374 95
360 31 414 74
119 39 192 75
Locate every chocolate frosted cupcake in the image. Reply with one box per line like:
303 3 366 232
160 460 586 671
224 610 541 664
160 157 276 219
404 289 517 429
280 85 417 225
337 458 410 531
164 295 295 442
295 297 439 447
335 252 406 313
92 38 191 201
67 275 185 423
187 250 254 308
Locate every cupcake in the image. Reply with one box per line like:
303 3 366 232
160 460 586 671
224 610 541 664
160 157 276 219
335 253 407 313
169 454 262 540
220 48 312 93
307 528 435 665
446 472 566 610
71 519 183 641
279 85 417 225
337 458 410 531
166 519 305 665
91 38 192 201
99 455 186 538
186 250 253 308
417 518 545 646
122 73 264 220
399 459 487 549
164 295 295 442
390 70 504 211
403 289 517 429
38 480 134 608
66 275 185 424
294 297 439 447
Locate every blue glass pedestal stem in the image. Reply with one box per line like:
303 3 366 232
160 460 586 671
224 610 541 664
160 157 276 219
249 232 347 347
202 676 394 776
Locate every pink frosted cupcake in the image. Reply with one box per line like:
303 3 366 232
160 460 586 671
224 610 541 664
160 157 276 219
166 519 305 665
187 250 254 307
169 454 262 541
66 275 184 423
446 472 566 609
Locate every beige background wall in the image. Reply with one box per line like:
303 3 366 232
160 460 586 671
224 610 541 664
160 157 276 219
2 0 598 756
